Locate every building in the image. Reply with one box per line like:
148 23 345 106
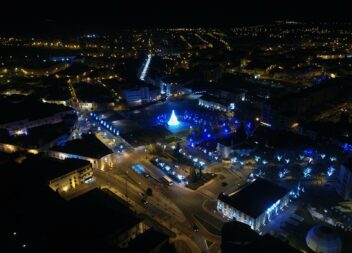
261 78 352 130
122 86 151 105
121 228 170 253
221 221 301 253
159 75 190 96
217 137 235 160
48 158 93 192
261 102 293 129
0 95 74 135
198 94 235 112
120 80 160 105
199 63 223 82
49 134 114 170
74 82 115 111
0 155 168 253
16 61 69 78
217 178 290 231
336 158 352 200
217 140 255 160
306 225 342 253
70 189 147 249
0 121 75 154
22 155 93 193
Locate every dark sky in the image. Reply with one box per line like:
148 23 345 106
0 0 350 35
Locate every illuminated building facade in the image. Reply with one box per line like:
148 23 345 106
48 135 114 170
1 110 74 136
120 83 159 106
48 159 93 193
217 178 290 231
198 94 235 112
0 96 74 136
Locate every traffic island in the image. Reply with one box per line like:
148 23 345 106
186 173 216 190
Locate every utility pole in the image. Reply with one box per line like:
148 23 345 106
125 171 129 199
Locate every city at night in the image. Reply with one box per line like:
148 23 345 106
1 1 352 253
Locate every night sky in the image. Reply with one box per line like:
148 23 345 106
0 0 351 34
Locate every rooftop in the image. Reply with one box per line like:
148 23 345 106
119 79 152 90
122 228 169 253
222 221 301 253
0 121 74 149
74 82 115 103
51 134 113 159
218 178 289 218
200 94 229 106
0 95 72 125
0 168 142 253
70 188 142 239
57 62 91 76
22 155 90 181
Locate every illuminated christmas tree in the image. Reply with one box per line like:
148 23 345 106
168 110 180 126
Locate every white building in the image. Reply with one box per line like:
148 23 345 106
217 178 290 231
47 159 93 192
0 96 74 136
48 135 114 170
198 94 235 112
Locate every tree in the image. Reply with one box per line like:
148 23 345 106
198 167 203 179
189 167 197 183
173 142 181 156
236 122 247 143
340 112 349 124
146 187 153 197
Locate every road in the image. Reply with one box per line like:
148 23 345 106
73 108 251 253
69 109 254 253
91 143 253 253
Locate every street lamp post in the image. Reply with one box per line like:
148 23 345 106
125 171 129 198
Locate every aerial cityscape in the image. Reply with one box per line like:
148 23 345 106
1 1 352 253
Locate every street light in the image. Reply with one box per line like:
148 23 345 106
125 171 129 198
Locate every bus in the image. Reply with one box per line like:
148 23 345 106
132 164 145 174
161 175 173 186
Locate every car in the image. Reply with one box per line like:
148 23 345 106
143 173 150 178
193 224 199 232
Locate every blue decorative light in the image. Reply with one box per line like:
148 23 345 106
330 156 337 162
343 143 352 152
279 168 289 178
304 149 313 156
304 167 312 178
327 166 335 177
